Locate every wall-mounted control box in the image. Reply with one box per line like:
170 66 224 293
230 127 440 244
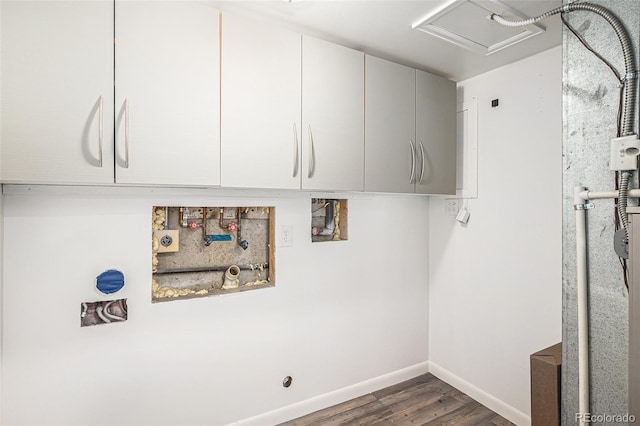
610 135 640 171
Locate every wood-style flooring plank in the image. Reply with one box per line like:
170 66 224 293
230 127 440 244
421 399 498 425
375 377 457 414
487 414 517 425
384 393 466 425
281 394 377 426
279 374 515 426
376 383 463 423
371 373 439 400
308 399 392 426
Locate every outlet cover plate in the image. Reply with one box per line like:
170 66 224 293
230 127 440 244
279 225 293 247
445 199 459 216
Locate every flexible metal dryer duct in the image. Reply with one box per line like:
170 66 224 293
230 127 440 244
490 2 637 137
491 1 638 240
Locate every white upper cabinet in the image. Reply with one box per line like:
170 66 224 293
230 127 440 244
0 1 220 186
364 55 416 193
1 1 115 184
115 1 220 186
1 2 454 193
302 36 364 191
221 13 301 189
415 70 457 195
366 59 456 195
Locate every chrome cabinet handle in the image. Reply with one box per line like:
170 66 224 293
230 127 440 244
409 139 416 184
293 123 299 177
308 125 315 178
124 98 130 169
98 95 104 167
418 141 425 183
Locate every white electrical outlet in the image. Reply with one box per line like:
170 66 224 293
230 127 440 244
280 225 293 247
444 199 459 216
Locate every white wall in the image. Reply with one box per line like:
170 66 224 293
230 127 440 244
0 187 3 420
1 188 429 425
0 46 562 426
428 46 563 425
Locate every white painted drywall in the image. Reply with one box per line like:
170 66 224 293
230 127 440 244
0 47 562 426
0 186 3 419
428 46 563 424
0 0 4 415
1 189 429 425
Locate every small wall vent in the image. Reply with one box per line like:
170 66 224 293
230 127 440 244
412 0 545 56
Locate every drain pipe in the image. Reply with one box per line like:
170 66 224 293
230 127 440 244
580 188 640 200
575 185 640 424
575 186 592 423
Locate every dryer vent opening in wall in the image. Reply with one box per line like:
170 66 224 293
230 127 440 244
151 206 275 302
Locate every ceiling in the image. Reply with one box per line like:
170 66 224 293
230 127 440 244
212 0 562 82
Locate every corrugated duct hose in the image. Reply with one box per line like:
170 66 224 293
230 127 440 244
490 2 638 244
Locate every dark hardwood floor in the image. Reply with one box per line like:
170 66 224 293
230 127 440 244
279 373 515 426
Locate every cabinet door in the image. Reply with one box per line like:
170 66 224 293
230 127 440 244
365 56 416 193
415 70 456 195
221 13 301 189
302 36 364 191
0 1 114 184
115 1 220 186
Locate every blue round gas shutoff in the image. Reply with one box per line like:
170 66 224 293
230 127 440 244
96 269 125 294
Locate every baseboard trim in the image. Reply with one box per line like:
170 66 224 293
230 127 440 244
229 361 430 426
427 361 531 426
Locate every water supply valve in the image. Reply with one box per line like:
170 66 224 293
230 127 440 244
610 135 640 171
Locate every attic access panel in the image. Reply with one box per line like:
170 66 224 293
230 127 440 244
412 0 545 55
